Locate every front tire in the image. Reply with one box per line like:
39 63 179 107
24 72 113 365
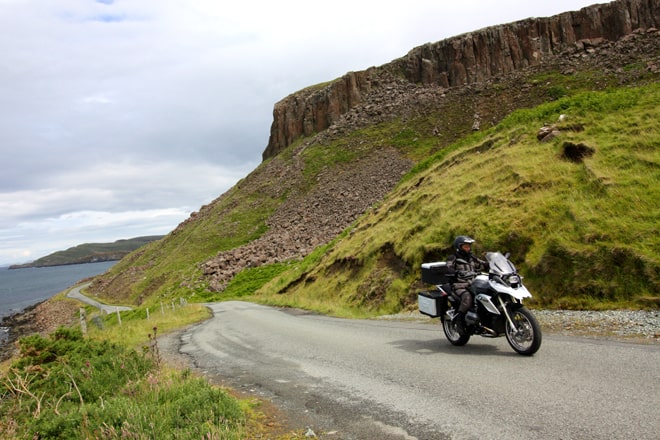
442 316 470 346
505 306 542 355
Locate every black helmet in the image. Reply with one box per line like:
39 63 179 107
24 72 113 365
454 235 475 256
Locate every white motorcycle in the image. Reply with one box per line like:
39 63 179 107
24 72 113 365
418 251 542 355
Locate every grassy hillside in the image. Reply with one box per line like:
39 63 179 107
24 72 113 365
254 84 659 313
88 174 283 305
90 76 659 313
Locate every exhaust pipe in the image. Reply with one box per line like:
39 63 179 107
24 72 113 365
478 325 498 337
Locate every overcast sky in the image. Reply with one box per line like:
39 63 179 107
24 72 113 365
0 0 603 266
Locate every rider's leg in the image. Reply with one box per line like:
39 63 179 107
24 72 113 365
452 289 472 334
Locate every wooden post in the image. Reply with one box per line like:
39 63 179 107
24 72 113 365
160 302 165 315
79 308 87 336
116 307 122 326
146 308 150 320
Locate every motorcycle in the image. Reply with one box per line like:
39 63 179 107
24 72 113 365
418 251 542 355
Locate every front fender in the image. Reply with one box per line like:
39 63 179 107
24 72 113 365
488 280 532 301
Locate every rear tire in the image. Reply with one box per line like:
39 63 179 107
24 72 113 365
505 306 542 355
442 315 470 346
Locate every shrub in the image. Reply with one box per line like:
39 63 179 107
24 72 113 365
1 327 244 439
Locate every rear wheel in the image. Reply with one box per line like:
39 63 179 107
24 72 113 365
505 306 542 355
442 314 470 346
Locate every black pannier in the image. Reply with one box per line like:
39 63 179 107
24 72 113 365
421 261 455 285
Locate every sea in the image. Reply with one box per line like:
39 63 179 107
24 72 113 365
0 260 117 320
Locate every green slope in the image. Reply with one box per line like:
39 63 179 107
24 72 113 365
90 81 659 313
255 84 659 313
88 176 283 304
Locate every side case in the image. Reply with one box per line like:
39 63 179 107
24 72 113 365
418 290 448 318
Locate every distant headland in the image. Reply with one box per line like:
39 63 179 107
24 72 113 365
9 236 164 269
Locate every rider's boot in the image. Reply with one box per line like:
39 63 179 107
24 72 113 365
452 311 467 335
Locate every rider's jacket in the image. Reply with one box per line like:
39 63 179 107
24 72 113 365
447 253 487 290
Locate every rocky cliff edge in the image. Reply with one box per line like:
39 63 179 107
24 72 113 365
263 0 659 160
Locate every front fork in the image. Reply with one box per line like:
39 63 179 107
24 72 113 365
498 295 519 330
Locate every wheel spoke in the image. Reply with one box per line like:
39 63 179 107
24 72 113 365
508 312 533 350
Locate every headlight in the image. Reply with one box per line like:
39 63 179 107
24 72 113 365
508 275 520 285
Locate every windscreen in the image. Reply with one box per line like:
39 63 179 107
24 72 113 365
486 252 516 275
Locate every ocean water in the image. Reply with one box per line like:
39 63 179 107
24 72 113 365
0 261 117 320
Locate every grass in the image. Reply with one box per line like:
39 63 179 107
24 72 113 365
0 327 245 439
193 262 293 302
195 83 660 315
252 84 659 313
0 297 309 439
90 61 659 313
85 302 212 348
89 76 658 316
89 172 284 306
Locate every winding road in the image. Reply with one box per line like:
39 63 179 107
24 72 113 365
161 301 659 439
66 283 132 314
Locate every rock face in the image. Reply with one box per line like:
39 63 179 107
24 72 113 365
201 147 412 292
263 0 659 160
263 71 372 160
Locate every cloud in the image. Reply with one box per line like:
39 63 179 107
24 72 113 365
0 0 603 264
0 208 188 264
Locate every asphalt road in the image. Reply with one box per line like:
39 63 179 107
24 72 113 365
163 301 659 440
67 283 132 314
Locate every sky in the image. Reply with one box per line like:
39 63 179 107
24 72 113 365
0 0 605 266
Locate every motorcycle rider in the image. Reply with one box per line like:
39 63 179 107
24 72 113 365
448 236 487 334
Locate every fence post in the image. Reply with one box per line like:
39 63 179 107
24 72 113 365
146 308 150 320
116 307 122 326
80 308 87 336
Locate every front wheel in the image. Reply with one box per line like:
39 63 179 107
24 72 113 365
505 306 542 355
442 316 470 346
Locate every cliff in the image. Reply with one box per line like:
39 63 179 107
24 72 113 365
263 0 659 160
